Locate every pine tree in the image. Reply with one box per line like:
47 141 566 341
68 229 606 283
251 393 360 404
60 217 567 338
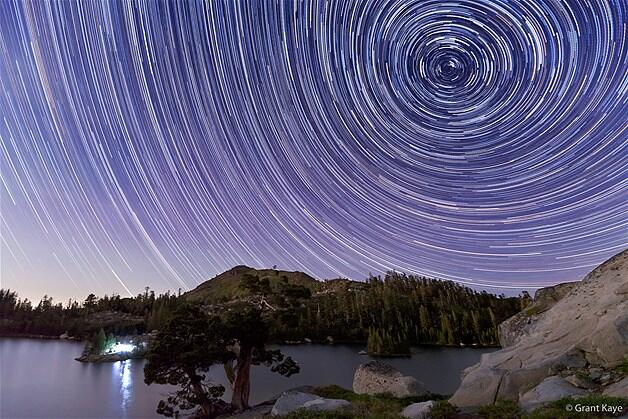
94 328 106 353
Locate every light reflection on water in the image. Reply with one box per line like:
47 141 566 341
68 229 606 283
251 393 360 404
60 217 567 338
113 360 133 413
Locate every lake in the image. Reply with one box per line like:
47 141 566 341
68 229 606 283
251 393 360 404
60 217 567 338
0 338 494 418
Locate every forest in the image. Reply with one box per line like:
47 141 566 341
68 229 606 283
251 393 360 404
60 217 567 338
0 270 523 352
275 273 523 350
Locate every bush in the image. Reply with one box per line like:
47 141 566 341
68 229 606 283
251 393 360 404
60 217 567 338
478 399 522 419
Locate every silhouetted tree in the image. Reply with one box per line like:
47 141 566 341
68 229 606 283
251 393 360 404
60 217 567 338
84 293 97 313
144 304 232 418
223 303 299 411
94 328 106 352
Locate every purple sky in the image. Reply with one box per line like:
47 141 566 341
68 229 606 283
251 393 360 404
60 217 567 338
1 0 626 303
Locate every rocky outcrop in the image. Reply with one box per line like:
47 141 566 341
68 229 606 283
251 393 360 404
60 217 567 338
499 282 577 347
401 400 435 419
353 361 426 398
519 376 588 412
450 249 628 409
270 391 350 416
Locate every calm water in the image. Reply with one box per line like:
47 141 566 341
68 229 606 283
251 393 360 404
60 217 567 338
0 338 493 418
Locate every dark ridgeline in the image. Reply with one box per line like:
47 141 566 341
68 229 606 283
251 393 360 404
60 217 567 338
0 266 521 351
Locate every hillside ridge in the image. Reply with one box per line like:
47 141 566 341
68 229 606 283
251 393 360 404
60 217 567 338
184 266 324 303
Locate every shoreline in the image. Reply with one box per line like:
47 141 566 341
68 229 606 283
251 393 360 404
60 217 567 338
278 338 501 349
75 352 145 363
0 333 83 341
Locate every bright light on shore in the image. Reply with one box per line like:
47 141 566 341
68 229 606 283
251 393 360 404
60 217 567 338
112 343 135 353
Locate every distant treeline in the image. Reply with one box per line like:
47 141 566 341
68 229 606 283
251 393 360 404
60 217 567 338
0 272 523 349
0 288 180 338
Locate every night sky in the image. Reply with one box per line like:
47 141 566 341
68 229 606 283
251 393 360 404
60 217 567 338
1 0 626 302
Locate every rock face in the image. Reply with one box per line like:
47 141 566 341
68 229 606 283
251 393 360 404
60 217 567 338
603 377 628 397
401 401 435 419
450 249 628 409
353 361 426 398
499 282 577 347
270 391 350 416
519 376 588 412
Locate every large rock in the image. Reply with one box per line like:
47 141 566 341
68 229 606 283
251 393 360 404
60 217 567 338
401 401 435 419
450 249 628 409
449 365 506 406
603 377 628 397
302 398 351 411
519 376 588 412
270 392 318 416
353 361 426 398
270 391 350 416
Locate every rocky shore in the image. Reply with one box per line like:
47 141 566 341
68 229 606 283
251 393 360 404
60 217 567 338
75 350 146 363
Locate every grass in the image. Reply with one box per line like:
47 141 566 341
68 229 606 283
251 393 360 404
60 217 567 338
526 395 628 419
281 385 448 419
274 388 628 419
614 358 628 375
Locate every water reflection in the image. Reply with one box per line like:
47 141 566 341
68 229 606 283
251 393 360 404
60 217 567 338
113 360 133 414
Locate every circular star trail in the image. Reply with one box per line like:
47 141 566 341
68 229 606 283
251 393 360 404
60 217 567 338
0 0 626 300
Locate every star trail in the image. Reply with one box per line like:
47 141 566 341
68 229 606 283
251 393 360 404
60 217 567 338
1 0 626 301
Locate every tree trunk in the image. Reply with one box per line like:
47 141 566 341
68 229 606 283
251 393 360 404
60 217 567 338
231 346 252 411
224 359 236 387
189 379 213 418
